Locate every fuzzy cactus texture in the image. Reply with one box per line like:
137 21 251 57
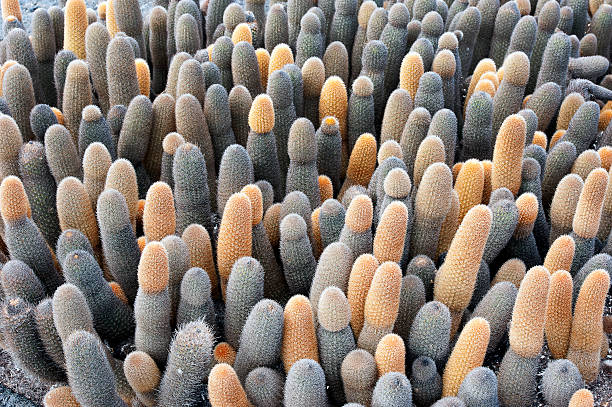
0 0 611 404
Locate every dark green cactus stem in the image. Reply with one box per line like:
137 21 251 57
1 260 45 304
52 283 95 344
408 301 451 367
497 348 539 407
372 372 413 407
217 144 255 215
359 39 387 126
535 32 571 93
64 330 127 407
0 114 23 181
379 3 408 98
234 298 284 381
568 233 594 276
411 356 442 406
0 98 10 115
56 229 94 267
246 0 266 47
518 158 550 259
400 107 431 177
107 104 127 149
205 0 232 45
342 348 377 406
149 6 169 94
571 253 612 305
1 298 66 383
265 4 289 52
62 250 134 342
409 37 436 71
318 199 345 249
165 52 190 97
30 9 56 106
246 118 281 200
316 286 355 404
506 15 537 59
106 35 140 108
166 0 178 57
296 12 324 67
419 11 444 50
414 72 444 117
559 101 600 155
541 141 577 210
2 63 35 141
316 117 343 195
566 0 587 38
457 367 499 407
174 0 203 48
245 367 285 407
173 143 212 234
18 141 61 248
256 180 274 212
471 281 517 353
541 359 583 407
461 91 493 161
53 50 77 110
280 213 317 295
365 8 387 41
175 14 200 55
175 93 218 204
5 28 42 104
286 117 321 209
455 7 481 77
49 6 64 50
445 0 468 30
176 267 215 328
267 69 297 193
134 245 172 367
488 1 520 67
492 51 530 137
97 189 140 304
224 256 265 349
34 299 65 369
591 4 612 58
309 242 353 320
288 0 316 49
62 60 92 145
212 36 233 90
405 255 436 301
29 104 57 142
524 83 562 132
348 76 376 152
85 23 110 115
526 0 560 93
114 0 145 56
229 85 252 147
324 41 349 86
1 190 63 295
205 84 237 173
394 275 425 344
79 105 116 160
284 359 330 406
145 93 175 181
329 0 357 60
427 109 457 168
281 58 308 128
368 156 406 215
471 0 499 72
161 235 190 326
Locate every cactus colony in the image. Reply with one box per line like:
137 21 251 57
0 0 610 406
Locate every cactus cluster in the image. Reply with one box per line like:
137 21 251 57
0 0 610 405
